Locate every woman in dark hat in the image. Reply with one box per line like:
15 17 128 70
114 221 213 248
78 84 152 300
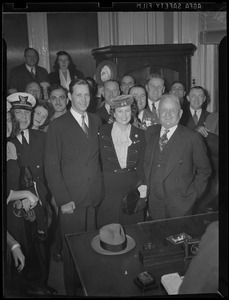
97 95 147 228
48 51 84 91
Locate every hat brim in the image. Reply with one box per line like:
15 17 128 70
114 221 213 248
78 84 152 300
91 234 136 255
96 60 118 86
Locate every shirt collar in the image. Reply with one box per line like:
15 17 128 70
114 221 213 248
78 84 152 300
70 107 88 126
148 99 160 111
17 129 29 144
160 125 177 139
105 103 111 114
190 107 202 118
25 64 36 73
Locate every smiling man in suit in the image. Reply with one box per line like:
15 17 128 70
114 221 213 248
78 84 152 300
8 48 49 95
45 79 103 295
144 94 211 220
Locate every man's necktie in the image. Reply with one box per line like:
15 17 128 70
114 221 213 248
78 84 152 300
152 102 156 111
81 115 89 137
31 67 35 78
193 110 198 125
159 129 170 151
21 131 29 148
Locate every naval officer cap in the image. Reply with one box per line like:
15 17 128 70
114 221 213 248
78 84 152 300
7 92 36 111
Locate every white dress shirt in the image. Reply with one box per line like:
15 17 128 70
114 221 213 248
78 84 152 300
70 107 89 127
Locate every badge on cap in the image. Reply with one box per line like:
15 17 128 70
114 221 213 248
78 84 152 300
7 92 36 110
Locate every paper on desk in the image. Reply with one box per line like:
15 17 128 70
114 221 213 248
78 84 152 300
161 272 184 295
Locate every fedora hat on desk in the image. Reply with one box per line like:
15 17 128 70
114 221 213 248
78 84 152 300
95 60 118 86
91 223 136 255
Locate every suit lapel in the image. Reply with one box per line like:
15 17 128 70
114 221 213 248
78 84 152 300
164 126 185 179
146 127 160 179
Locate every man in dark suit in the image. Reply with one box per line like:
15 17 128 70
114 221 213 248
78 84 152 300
144 94 211 220
96 79 120 124
144 73 165 126
8 47 49 94
179 85 211 131
8 92 54 295
45 79 103 295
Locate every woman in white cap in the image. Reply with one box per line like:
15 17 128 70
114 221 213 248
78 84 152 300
97 95 147 228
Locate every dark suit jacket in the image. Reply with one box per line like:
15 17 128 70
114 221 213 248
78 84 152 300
44 110 103 208
99 123 146 180
180 107 210 129
144 124 211 217
96 104 110 124
10 129 48 204
8 63 48 92
48 69 84 86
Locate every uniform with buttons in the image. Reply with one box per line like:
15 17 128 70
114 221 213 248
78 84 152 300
97 123 146 228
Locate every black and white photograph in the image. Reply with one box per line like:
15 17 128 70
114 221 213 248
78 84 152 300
2 1 227 297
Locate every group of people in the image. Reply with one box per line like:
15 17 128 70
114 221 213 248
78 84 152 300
5 47 219 296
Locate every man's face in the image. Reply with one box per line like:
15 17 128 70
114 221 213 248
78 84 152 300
170 83 186 100
58 54 70 71
146 78 165 102
158 96 182 129
33 106 48 128
187 88 206 111
129 87 146 112
49 89 69 113
14 109 32 130
103 81 120 105
114 105 132 126
121 76 135 95
25 82 42 100
69 84 90 114
25 49 38 67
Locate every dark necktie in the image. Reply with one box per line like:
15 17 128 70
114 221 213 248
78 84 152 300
193 110 198 125
159 129 169 151
152 102 156 111
21 131 29 148
31 67 35 78
81 115 89 137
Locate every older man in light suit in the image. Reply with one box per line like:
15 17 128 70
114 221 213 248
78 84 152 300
45 79 103 295
144 94 211 220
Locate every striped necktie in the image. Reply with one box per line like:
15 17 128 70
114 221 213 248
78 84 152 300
31 67 35 78
81 114 89 138
159 129 169 151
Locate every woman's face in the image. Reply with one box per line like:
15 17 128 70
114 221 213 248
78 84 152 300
58 54 70 71
114 105 132 126
33 106 48 128
7 112 12 138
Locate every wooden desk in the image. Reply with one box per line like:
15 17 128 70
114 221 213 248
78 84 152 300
66 212 218 296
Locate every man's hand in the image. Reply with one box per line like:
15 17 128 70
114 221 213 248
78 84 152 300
12 246 25 272
134 198 147 213
61 201 76 214
195 126 209 138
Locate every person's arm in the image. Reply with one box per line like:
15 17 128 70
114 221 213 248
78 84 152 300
192 132 212 198
7 189 39 206
7 231 25 272
44 120 73 207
